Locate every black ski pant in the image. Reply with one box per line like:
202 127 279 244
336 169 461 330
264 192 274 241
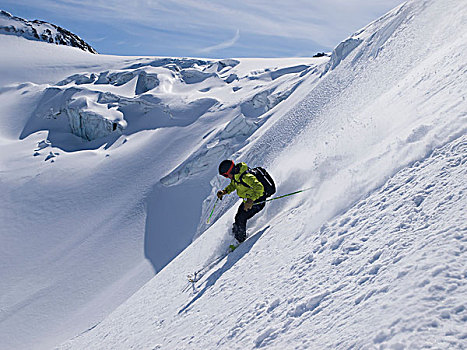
232 196 267 243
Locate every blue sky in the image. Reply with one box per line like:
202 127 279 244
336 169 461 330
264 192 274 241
1 0 403 58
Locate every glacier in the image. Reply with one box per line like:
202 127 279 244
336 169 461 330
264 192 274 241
0 0 466 349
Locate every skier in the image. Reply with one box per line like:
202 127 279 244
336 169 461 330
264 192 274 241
217 159 275 243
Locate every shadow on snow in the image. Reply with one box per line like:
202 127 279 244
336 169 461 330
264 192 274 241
178 226 269 314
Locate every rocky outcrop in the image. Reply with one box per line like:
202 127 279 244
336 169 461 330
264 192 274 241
0 10 97 53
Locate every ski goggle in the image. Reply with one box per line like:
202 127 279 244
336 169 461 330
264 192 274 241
221 161 234 177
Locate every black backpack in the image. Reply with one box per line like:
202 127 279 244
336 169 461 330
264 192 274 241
239 167 276 198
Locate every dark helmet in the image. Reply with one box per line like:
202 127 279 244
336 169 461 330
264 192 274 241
219 159 235 177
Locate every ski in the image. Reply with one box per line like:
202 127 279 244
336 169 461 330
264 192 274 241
185 249 230 285
184 225 270 288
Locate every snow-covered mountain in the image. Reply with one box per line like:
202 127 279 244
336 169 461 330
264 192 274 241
0 0 466 349
0 10 96 53
0 24 327 350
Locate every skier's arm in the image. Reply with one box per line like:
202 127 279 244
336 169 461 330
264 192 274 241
223 181 236 194
242 173 264 201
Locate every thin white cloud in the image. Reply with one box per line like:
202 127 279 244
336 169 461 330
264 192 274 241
198 29 240 54
91 36 107 42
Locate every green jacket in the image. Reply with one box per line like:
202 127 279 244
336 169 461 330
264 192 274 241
223 163 264 202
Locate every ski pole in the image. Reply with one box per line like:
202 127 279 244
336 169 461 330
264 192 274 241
253 187 313 206
207 187 312 223
206 198 219 224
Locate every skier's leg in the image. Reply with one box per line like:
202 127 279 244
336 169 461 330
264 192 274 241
249 200 266 216
233 202 248 242
233 198 266 242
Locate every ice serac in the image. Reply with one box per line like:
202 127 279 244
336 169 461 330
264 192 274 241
160 113 258 187
0 10 97 53
323 37 362 74
21 87 124 144
180 69 217 84
22 53 318 152
66 96 124 141
135 71 160 94
322 2 408 75
57 73 97 86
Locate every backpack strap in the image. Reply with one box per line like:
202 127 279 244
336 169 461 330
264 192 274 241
236 168 252 189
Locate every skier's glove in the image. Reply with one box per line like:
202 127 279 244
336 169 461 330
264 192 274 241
244 198 254 211
217 190 227 200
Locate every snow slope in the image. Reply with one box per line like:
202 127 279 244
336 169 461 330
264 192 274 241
61 134 466 350
0 29 326 350
1 0 466 349
58 0 466 349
